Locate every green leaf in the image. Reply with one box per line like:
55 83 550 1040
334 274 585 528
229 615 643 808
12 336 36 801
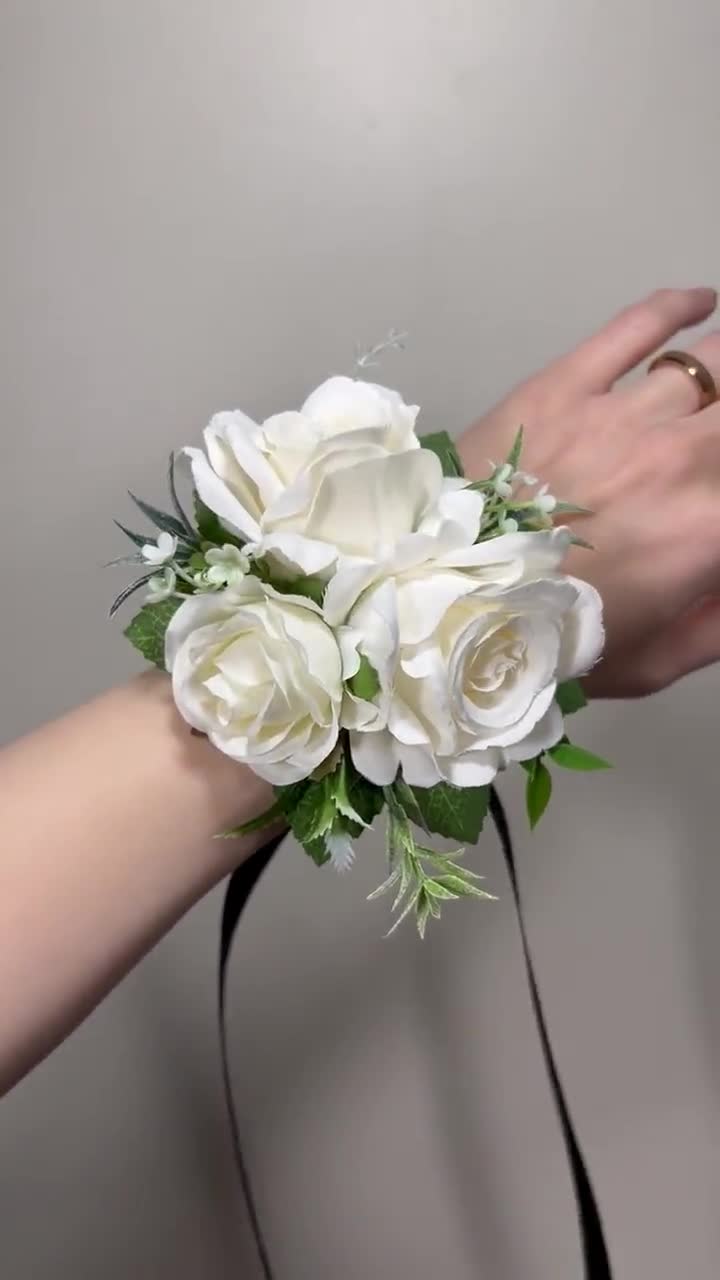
433 874 494 900
553 501 593 517
548 742 611 771
392 776 429 832
108 573 154 618
193 493 244 548
526 759 552 828
328 757 368 829
418 430 464 478
128 492 193 542
123 598 182 668
301 836 331 866
555 679 588 716
506 426 524 470
345 762 385 828
348 654 381 702
280 776 334 845
217 800 284 838
167 453 195 535
407 780 489 843
423 879 459 902
114 520 151 550
265 573 326 607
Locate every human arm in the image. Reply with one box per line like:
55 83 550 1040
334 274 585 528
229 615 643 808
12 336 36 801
458 286 720 695
0 672 275 1094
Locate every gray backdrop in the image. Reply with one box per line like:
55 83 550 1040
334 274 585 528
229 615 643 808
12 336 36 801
2 1 720 1276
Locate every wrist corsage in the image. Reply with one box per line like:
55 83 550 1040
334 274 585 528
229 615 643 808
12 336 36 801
111 342 607 934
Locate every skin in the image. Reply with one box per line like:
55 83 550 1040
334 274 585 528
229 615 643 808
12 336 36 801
1 286 719 1093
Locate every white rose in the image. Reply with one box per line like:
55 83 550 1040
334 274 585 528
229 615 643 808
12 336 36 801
185 375 421 576
165 578 342 784
340 529 604 788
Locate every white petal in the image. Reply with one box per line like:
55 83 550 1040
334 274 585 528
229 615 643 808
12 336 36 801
394 570 480 646
323 560 379 627
184 446 261 542
440 748 501 787
556 576 605 679
303 450 443 557
503 701 564 761
257 530 338 579
395 743 443 788
350 728 399 785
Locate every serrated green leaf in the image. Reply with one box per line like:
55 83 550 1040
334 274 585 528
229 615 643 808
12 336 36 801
348 654 381 702
345 763 385 828
128 492 193 542
526 759 552 828
548 742 611 771
418 430 464 478
217 800 284 838
282 776 334 845
123 598 182 668
506 426 524 470
408 780 489 843
301 836 331 866
555 679 587 716
329 757 368 829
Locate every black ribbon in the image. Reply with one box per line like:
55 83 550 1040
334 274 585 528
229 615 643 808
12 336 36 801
218 791 612 1278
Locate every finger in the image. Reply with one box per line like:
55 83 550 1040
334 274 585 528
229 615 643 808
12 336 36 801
554 287 717 394
643 597 720 689
621 332 720 423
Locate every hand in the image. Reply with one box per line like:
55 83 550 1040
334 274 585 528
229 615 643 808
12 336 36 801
458 287 720 697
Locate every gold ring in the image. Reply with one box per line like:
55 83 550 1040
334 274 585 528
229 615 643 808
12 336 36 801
647 349 719 410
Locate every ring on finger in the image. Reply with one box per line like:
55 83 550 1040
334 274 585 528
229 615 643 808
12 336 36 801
647 349 719 411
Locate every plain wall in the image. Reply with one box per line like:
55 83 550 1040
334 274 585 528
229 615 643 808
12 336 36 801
2 1 720 1276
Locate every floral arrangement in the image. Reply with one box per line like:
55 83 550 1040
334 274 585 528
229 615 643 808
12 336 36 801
111 345 607 934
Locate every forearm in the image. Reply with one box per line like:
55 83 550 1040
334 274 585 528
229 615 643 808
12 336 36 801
0 673 275 1093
